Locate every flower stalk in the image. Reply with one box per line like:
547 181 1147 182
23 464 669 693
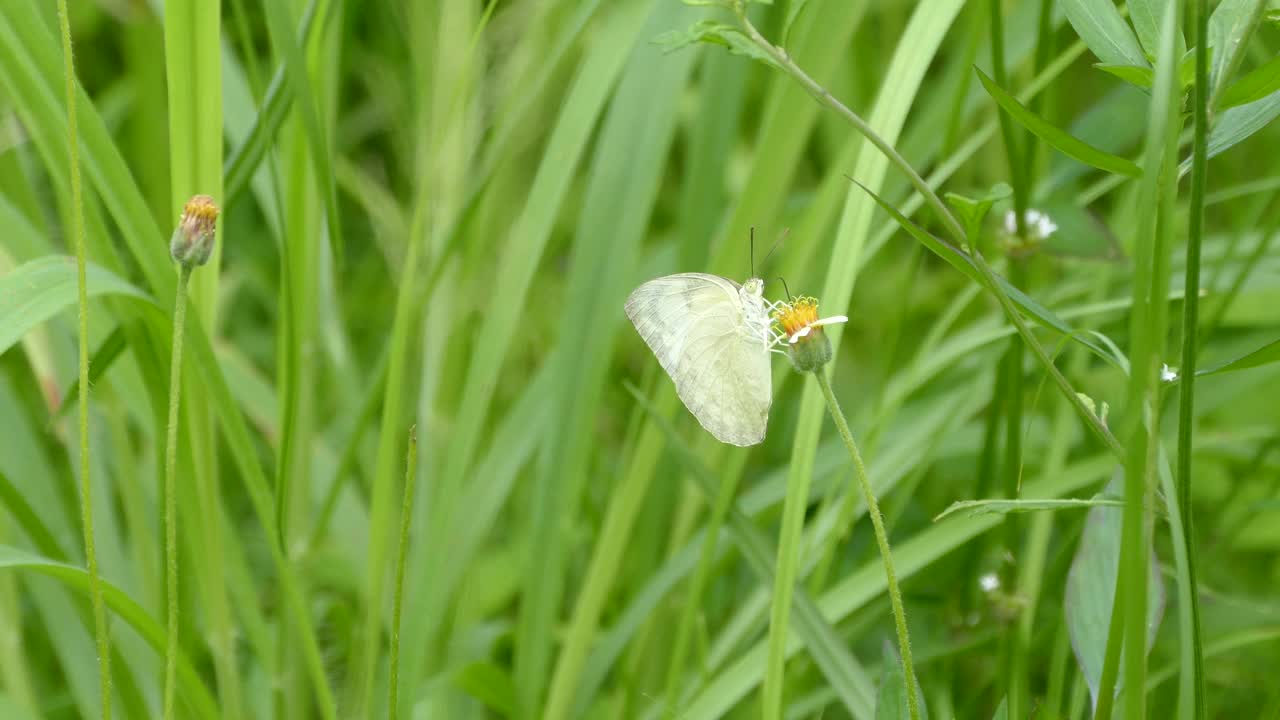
813 369 919 720
163 195 218 720
765 298 918 718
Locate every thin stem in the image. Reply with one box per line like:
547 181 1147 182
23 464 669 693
164 264 193 720
735 10 966 243
56 2 112 717
388 427 419 720
814 370 918 720
1178 0 1209 716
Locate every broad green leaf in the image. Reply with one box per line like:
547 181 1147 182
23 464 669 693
0 256 152 357
1060 0 1149 67
934 497 1124 522
1196 336 1280 376
1208 0 1268 103
1036 197 1121 259
1219 51 1280 108
451 662 517 717
874 642 928 720
1094 62 1155 88
976 68 1143 178
1064 474 1166 709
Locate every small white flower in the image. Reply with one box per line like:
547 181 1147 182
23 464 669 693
1003 208 1058 241
979 572 1000 593
1161 364 1179 383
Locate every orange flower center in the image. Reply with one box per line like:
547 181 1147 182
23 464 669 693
180 194 220 239
772 297 819 337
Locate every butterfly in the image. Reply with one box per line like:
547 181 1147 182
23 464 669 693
624 273 782 446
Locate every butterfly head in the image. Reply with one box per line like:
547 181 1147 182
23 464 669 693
742 277 765 297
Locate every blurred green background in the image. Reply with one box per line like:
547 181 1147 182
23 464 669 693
0 0 1278 718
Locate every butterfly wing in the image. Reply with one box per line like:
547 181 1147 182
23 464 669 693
625 273 771 446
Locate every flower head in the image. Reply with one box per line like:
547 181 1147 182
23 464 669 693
771 296 848 372
170 194 219 268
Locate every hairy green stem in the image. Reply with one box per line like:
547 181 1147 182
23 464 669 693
815 370 918 720
56 2 112 716
388 427 419 720
736 11 965 244
163 264 193 720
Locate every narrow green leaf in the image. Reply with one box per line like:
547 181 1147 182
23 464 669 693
851 180 1114 364
935 497 1124 522
1218 51 1280 108
223 0 320 206
1060 0 1149 67
259 0 344 263
976 68 1143 178
0 256 152 357
991 697 1008 720
1196 336 1280 376
1208 0 1268 103
0 546 219 720
1130 0 1185 60
53 326 128 421
0 469 67 560
625 382 877 720
1094 63 1154 89
1186 88 1280 171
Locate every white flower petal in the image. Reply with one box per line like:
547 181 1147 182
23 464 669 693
789 326 812 344
812 315 848 326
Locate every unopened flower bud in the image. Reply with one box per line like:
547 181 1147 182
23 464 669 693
170 194 219 268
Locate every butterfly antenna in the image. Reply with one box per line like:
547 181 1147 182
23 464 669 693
749 226 756 278
762 228 789 269
777 277 792 300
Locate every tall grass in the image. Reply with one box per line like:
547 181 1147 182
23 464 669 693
2 1 1279 718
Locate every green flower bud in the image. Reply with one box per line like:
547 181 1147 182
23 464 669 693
771 296 847 373
170 194 219 268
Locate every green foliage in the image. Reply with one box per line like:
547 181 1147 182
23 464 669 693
1 2 1279 719
976 68 1143 178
